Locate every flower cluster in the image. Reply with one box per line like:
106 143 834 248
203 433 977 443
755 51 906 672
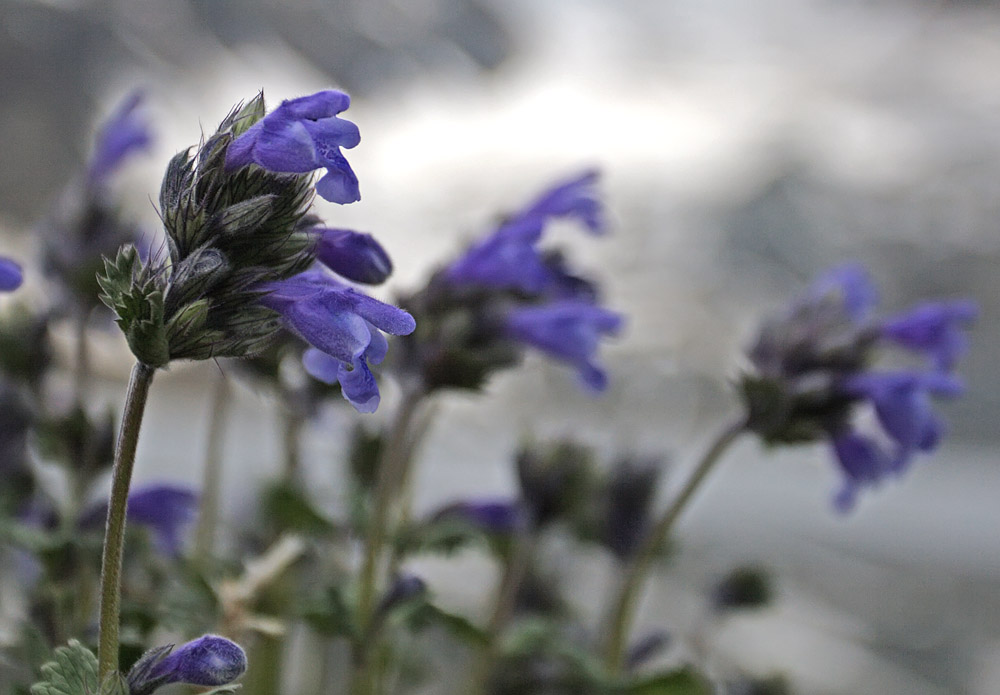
98 90 413 410
742 263 977 509
398 171 622 393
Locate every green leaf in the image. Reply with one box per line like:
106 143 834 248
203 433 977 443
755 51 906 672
302 584 355 638
30 640 99 695
408 603 488 647
619 667 712 695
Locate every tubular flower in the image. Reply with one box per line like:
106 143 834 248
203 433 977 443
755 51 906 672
78 485 199 557
225 90 362 204
447 169 604 293
742 262 977 510
0 257 23 292
87 89 153 187
311 227 392 285
259 270 415 412
127 635 247 695
504 299 624 391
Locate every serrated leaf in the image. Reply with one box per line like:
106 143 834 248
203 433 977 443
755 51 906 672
30 640 98 695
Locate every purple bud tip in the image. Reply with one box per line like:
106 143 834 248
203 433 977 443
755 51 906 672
150 635 247 687
313 227 393 285
0 257 23 292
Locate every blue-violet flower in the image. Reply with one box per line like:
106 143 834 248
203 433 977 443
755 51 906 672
447 170 604 293
259 270 416 412
0 257 23 292
505 299 624 391
79 484 198 557
128 634 247 695
225 90 361 204
87 90 152 187
742 262 977 510
311 227 392 285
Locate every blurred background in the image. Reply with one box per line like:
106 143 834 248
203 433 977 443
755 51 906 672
2 0 999 693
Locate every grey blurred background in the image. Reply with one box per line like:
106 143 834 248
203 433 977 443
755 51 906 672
2 0 1000 693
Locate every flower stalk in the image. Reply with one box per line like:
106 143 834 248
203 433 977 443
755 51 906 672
602 417 746 673
97 361 156 681
351 387 424 695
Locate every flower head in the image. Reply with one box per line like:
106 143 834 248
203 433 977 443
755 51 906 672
225 90 361 204
260 270 415 412
100 91 383 369
742 262 976 510
0 257 23 292
127 635 246 695
504 299 623 391
88 90 152 187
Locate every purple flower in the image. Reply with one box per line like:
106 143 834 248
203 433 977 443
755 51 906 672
88 90 152 186
225 90 361 204
128 635 246 695
79 485 198 557
743 262 977 511
312 227 392 285
505 299 624 390
447 170 604 293
433 499 526 534
0 257 23 292
259 270 415 412
881 300 979 371
519 169 604 234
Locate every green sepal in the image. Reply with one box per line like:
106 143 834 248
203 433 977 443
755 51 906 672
97 245 170 368
29 640 98 695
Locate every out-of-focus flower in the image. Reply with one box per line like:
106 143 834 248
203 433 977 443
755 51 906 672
602 457 660 561
431 499 527 534
79 484 198 557
504 300 623 391
311 227 392 285
375 573 427 617
446 170 603 293
742 262 976 510
87 90 152 187
260 270 415 412
225 90 361 204
127 634 247 695
881 300 979 371
0 257 23 292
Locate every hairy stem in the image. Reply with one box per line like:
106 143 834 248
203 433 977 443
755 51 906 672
97 362 155 681
602 417 746 673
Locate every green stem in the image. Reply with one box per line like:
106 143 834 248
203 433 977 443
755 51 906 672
72 306 91 408
281 403 304 483
97 362 155 682
469 528 538 693
193 371 231 563
602 417 746 673
350 388 424 695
